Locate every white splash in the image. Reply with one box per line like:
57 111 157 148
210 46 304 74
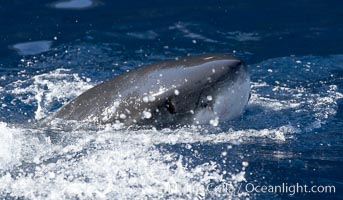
0 125 263 199
142 110 152 119
9 68 94 120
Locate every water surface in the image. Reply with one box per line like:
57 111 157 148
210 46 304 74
0 1 342 199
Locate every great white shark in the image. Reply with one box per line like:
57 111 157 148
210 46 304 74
45 54 250 128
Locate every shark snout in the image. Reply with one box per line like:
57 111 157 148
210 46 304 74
203 58 247 84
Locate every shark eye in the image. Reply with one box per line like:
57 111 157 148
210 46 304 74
165 99 176 114
199 99 210 108
201 101 209 108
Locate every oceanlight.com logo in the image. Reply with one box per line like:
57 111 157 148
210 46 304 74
161 182 336 197
243 182 336 196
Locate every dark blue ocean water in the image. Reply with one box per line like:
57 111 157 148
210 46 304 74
0 0 342 199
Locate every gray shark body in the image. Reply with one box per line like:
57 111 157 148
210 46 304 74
48 54 250 128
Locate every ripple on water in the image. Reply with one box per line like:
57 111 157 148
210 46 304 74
10 41 52 56
51 0 98 10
